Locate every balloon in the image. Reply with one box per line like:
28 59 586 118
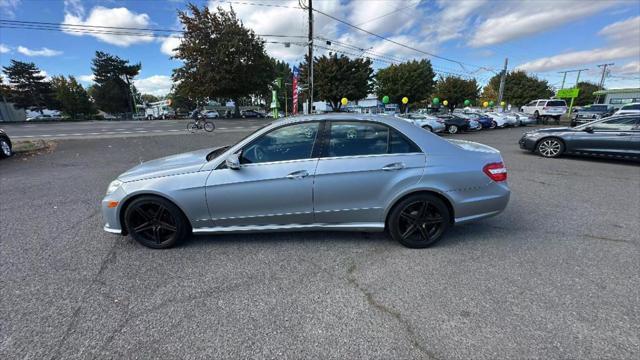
464 99 471 106
500 101 506 107
432 97 440 105
341 97 348 106
489 101 495 107
483 101 489 108
382 95 390 104
443 100 448 106
401 97 409 104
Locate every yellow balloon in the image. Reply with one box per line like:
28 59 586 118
402 97 409 104
483 101 489 108
500 101 506 106
341 97 348 106
443 100 448 106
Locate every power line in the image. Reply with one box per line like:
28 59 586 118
354 0 422 26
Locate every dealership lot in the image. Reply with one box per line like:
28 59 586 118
1 127 638 359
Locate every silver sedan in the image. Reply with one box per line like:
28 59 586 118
102 114 510 249
396 113 446 133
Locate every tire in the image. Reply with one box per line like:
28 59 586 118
187 122 198 133
422 125 433 132
123 196 190 249
203 121 215 132
447 125 459 134
0 138 12 158
533 111 540 120
536 137 565 158
388 193 451 248
490 121 497 129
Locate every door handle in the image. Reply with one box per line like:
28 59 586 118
382 162 405 171
286 170 309 179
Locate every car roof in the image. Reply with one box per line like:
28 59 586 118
269 113 412 127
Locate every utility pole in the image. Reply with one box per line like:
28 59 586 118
566 68 588 119
497 57 508 109
595 63 614 103
307 0 313 115
557 68 588 90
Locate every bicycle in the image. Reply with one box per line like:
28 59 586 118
187 118 215 133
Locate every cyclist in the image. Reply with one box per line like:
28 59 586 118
190 107 203 127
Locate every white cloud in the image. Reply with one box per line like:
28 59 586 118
160 35 182 56
345 0 418 35
0 0 20 18
469 1 615 47
516 46 640 72
0 43 10 53
17 46 63 57
616 61 640 75
598 16 640 44
77 74 95 83
133 75 172 96
63 6 154 47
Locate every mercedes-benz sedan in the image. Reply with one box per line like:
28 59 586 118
102 114 510 249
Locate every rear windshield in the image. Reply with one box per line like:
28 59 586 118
588 105 608 111
547 100 566 107
623 104 640 110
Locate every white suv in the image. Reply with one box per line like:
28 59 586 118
614 102 640 115
520 99 567 122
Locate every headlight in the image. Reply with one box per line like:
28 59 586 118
524 132 539 137
106 179 123 195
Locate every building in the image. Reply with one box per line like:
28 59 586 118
593 88 640 109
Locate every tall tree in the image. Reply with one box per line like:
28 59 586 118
2 59 55 111
140 94 160 104
485 70 553 107
172 4 274 116
91 51 141 114
50 75 96 119
433 76 480 111
570 81 603 106
375 60 435 106
300 53 374 111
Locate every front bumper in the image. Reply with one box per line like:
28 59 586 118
101 187 127 235
519 135 538 151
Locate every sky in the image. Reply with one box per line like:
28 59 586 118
0 0 639 97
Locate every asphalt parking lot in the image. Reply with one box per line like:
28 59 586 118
1 126 638 359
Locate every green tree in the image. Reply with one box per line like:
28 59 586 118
168 83 198 114
485 70 553 107
300 54 373 111
140 94 160 104
1 59 55 111
50 75 96 119
375 60 435 107
172 4 274 116
91 51 141 114
570 81 603 106
433 76 480 111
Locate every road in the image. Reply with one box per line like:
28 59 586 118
1 126 638 359
0 118 271 140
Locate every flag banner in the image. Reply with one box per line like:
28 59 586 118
292 66 299 115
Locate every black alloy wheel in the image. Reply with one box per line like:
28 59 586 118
389 194 450 248
124 196 189 249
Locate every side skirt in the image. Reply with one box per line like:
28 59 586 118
192 222 385 234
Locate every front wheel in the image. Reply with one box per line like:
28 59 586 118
123 196 190 249
422 125 433 132
536 138 564 158
490 121 497 129
203 121 215 132
187 122 198 133
0 138 12 158
388 194 451 248
447 125 459 134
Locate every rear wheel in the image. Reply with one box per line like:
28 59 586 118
447 125 459 134
536 138 564 158
0 138 12 158
203 121 215 132
187 122 198 133
124 196 189 249
490 120 497 129
388 194 451 248
422 125 433 132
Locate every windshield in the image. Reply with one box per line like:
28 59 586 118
547 100 566 107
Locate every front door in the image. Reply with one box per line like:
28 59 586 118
568 117 638 156
205 122 321 227
313 121 426 224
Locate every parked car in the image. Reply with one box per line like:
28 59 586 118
203 110 220 119
102 114 510 249
436 114 481 134
513 112 536 126
265 111 285 119
571 104 614 127
453 110 494 129
0 129 12 158
614 102 640 116
241 109 265 118
398 113 446 133
26 114 60 122
519 115 640 159
482 112 511 128
520 99 567 123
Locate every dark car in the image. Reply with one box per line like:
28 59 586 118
519 115 640 160
0 129 12 158
436 114 481 134
455 111 495 129
571 104 615 127
240 110 265 118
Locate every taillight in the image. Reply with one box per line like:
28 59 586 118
483 162 507 182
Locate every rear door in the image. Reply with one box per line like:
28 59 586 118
568 117 638 156
313 121 425 224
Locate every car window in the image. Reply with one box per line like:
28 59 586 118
327 122 419 157
389 128 421 153
526 101 537 106
623 104 640 110
536 101 546 106
241 122 319 164
592 117 637 131
546 100 566 107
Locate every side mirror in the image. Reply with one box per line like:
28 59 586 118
584 126 594 133
225 153 240 170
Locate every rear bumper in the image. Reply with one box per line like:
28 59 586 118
451 182 510 224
